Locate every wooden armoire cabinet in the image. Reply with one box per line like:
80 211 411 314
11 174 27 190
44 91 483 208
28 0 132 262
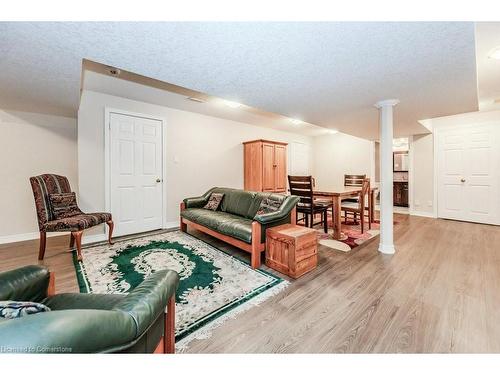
243 139 288 193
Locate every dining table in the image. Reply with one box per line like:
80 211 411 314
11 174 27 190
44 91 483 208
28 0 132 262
313 186 377 240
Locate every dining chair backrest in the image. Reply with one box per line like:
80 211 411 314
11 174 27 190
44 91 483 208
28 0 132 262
357 178 370 210
344 174 366 187
288 175 314 209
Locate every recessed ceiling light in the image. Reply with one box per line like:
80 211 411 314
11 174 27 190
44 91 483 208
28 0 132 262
487 47 500 60
107 67 121 76
187 97 205 103
290 119 302 125
223 100 242 108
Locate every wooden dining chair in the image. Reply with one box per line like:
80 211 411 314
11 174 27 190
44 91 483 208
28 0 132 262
343 174 366 203
288 175 329 233
341 178 371 233
344 174 366 187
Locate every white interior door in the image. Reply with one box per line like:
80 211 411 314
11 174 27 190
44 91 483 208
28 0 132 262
437 123 499 225
110 112 163 236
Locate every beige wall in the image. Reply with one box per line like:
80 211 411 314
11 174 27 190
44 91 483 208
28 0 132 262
0 109 77 241
312 132 374 190
410 133 434 214
78 90 314 238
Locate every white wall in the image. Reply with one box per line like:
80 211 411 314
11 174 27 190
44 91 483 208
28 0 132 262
78 90 314 238
0 109 77 242
312 132 374 190
410 133 434 215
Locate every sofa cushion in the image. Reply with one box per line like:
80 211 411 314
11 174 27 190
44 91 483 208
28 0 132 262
255 197 282 216
219 189 257 218
181 208 253 243
0 301 51 319
203 193 224 211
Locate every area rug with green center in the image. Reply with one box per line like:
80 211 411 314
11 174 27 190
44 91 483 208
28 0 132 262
72 230 288 350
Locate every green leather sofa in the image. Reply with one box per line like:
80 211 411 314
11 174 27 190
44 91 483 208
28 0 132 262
0 265 179 353
180 187 299 268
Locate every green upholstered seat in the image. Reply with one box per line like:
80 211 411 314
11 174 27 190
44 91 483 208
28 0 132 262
181 208 253 243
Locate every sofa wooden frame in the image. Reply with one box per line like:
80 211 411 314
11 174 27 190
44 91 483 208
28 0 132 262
180 202 296 269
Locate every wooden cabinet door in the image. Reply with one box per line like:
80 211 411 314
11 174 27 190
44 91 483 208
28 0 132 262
244 142 263 191
262 143 276 191
274 145 287 192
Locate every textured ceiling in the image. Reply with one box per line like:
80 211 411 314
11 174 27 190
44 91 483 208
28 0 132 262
0 22 478 139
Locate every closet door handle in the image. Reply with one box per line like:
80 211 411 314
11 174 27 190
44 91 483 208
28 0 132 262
460 178 466 183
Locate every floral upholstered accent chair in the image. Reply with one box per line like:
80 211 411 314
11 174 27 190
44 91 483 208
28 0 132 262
29 174 114 261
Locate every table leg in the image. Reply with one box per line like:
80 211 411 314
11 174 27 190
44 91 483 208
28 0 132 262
333 195 342 240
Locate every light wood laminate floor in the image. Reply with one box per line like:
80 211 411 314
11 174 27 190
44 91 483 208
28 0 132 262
1 214 500 353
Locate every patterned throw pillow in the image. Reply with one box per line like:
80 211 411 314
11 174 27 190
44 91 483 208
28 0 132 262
49 192 82 220
0 301 51 319
255 197 282 216
203 193 224 211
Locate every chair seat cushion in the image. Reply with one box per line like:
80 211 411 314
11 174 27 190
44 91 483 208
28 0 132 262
181 208 253 243
44 212 112 232
297 202 330 211
341 202 360 209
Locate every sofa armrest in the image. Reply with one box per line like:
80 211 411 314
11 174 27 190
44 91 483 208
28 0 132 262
0 265 51 302
112 270 179 337
254 195 300 225
183 188 219 209
183 196 208 209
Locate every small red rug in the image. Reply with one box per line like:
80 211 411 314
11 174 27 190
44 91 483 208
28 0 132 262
316 218 381 252
299 213 386 252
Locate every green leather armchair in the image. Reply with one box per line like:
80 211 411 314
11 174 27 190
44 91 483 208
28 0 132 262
0 265 179 353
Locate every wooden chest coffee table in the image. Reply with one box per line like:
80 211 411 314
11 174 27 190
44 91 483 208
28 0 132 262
265 224 318 278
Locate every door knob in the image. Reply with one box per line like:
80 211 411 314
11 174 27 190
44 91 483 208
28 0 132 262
156 178 162 183
460 178 466 183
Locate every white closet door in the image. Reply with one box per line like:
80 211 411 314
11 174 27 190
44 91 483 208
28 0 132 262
110 112 163 236
437 123 499 225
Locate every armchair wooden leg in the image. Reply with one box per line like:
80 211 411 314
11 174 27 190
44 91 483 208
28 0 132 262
38 232 47 260
165 295 176 354
106 220 114 245
72 230 84 262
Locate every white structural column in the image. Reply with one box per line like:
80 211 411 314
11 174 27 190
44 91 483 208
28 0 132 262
375 99 399 254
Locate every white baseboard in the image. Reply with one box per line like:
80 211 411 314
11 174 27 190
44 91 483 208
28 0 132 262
164 221 180 229
0 231 66 245
409 210 437 218
1 222 181 246
82 233 107 245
